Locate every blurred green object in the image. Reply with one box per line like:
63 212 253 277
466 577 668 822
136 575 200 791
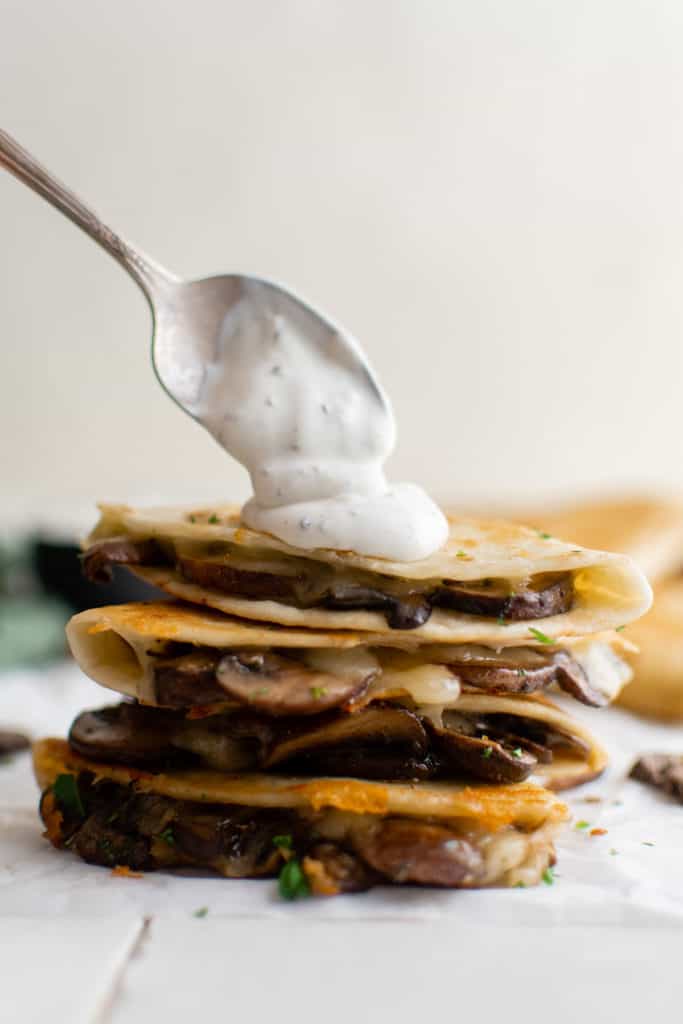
0 596 70 669
0 538 70 669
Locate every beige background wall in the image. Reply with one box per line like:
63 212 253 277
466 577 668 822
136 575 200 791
3 1 683 529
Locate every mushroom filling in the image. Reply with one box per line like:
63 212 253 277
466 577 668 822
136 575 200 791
82 538 574 630
68 701 586 785
148 642 604 711
40 771 557 891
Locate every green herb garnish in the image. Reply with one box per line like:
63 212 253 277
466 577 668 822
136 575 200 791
642 841 655 847
615 625 626 632
514 881 526 888
542 867 555 885
575 820 591 830
159 828 175 846
193 906 209 918
310 686 327 700
496 615 508 627
537 531 552 539
53 774 85 817
188 514 196 523
273 834 293 850
208 514 219 524
517 668 527 678
511 747 523 759
481 746 493 759
278 858 310 900
528 627 554 645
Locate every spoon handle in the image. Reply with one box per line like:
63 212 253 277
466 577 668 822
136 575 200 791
0 128 177 305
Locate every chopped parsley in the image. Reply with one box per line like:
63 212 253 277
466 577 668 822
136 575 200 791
542 867 555 886
456 550 468 559
537 531 552 540
208 514 220 524
511 747 523 759
272 834 293 850
159 828 175 846
514 881 526 888
278 857 310 900
193 906 209 918
642 841 655 847
310 686 327 700
188 514 196 523
528 627 554 645
517 668 527 678
481 746 493 759
575 820 591 830
53 774 85 817
496 615 509 627
615 625 626 632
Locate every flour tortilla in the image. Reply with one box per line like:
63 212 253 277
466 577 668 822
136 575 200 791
86 502 651 642
512 495 683 720
34 737 568 832
518 494 683 585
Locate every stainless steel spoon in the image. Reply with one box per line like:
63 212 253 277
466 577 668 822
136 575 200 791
0 128 389 433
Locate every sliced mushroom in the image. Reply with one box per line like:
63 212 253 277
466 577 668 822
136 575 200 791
552 651 608 707
435 572 573 621
430 645 605 708
215 649 374 716
178 556 308 602
264 706 428 768
352 819 485 887
482 714 590 760
431 721 537 784
322 583 432 630
82 537 168 583
153 649 225 706
288 747 436 782
68 705 186 767
0 729 30 757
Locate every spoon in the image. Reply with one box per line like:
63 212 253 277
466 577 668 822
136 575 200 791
0 128 390 428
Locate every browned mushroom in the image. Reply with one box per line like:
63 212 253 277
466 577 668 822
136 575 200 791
430 720 537 784
264 706 428 767
435 572 573 621
353 818 486 886
215 650 374 716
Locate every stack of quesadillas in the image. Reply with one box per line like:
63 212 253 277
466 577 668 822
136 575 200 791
34 503 651 896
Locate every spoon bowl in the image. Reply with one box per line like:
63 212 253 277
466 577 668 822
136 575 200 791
0 129 390 435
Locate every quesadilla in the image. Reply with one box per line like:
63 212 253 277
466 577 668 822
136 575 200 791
82 503 652 641
35 737 568 894
523 494 683 721
63 602 616 791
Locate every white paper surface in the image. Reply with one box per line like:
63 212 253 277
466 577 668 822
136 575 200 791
2 660 683 924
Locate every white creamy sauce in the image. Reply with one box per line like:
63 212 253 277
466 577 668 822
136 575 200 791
192 279 448 561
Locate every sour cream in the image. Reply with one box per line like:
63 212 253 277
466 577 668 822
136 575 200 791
193 279 448 561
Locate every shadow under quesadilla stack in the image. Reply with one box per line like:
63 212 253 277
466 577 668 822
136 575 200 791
34 503 651 896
